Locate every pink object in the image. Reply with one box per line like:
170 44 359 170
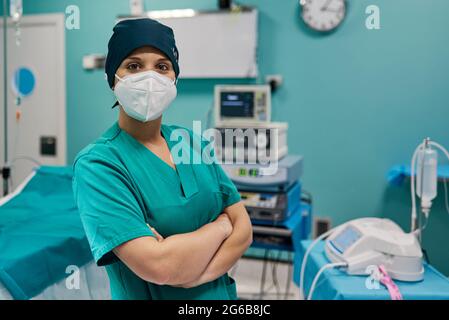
378 265 403 300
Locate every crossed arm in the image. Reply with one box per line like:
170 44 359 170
176 201 253 288
113 201 253 286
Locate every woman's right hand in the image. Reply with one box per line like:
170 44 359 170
214 213 233 238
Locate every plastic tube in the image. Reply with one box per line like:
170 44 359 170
429 141 449 216
307 262 347 300
298 228 334 299
410 141 425 232
429 141 449 165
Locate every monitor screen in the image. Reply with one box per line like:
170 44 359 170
220 91 254 118
330 226 361 254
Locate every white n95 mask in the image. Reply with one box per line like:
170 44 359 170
114 70 177 122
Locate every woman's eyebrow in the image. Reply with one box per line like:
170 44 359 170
156 58 172 64
123 56 143 62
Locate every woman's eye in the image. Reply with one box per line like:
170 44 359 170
157 63 169 71
127 63 141 71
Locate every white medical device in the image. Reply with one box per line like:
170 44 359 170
325 218 424 282
299 138 449 300
299 217 424 300
213 122 288 163
214 85 271 126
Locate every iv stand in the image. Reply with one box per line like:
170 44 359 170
1 0 10 196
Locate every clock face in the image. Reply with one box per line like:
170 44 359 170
300 0 346 32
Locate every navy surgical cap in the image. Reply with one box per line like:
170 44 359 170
105 18 180 89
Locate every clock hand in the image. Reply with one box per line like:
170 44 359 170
321 0 332 11
322 7 343 13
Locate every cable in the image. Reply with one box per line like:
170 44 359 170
261 250 279 297
262 251 274 294
284 251 293 300
3 0 9 167
298 228 335 299
410 141 424 232
307 262 347 300
259 249 269 299
420 210 429 232
429 142 449 217
429 141 449 162
2 0 9 196
413 210 430 254
272 251 281 299
11 156 42 167
444 178 449 215
11 111 22 165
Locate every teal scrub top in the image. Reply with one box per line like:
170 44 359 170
72 121 241 300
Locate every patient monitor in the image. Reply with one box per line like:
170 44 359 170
325 218 424 282
215 85 271 127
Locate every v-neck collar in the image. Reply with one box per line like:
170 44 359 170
161 125 199 199
117 122 198 199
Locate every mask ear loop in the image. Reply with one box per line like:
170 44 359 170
115 74 123 82
112 74 123 107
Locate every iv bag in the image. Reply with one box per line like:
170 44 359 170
10 0 23 22
416 146 438 203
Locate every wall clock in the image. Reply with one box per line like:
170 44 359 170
299 0 346 32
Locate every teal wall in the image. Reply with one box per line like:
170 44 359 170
22 0 449 275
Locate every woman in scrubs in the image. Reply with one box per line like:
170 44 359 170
72 18 253 300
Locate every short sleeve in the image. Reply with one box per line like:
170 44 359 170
72 154 156 266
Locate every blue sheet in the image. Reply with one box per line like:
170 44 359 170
0 166 93 300
388 164 449 186
293 240 449 300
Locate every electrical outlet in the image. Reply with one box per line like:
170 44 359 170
313 217 331 239
82 54 106 70
265 74 283 88
40 136 57 156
